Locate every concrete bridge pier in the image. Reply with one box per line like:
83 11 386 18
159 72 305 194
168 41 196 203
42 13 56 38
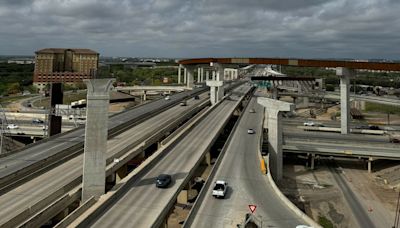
216 66 225 100
116 164 128 182
336 67 355 134
185 67 195 88
82 78 115 202
368 157 374 173
178 64 182 84
202 151 211 166
258 98 294 180
183 68 187 84
206 81 224 105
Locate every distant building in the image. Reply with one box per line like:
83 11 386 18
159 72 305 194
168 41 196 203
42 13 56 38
33 48 99 92
7 58 35 64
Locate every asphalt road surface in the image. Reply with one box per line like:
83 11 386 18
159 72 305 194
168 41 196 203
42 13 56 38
187 98 306 227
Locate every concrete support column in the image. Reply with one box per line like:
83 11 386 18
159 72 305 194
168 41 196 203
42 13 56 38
186 67 194 88
183 68 187 84
178 64 182 84
310 154 315 170
368 157 373 173
337 67 354 135
215 64 225 100
143 90 147 101
201 68 204 82
82 78 115 202
206 70 210 81
257 98 294 180
272 87 278 100
197 67 201 82
116 164 128 182
206 81 223 105
205 152 211 166
212 71 216 80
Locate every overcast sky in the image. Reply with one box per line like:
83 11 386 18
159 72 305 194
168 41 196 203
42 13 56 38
0 0 399 59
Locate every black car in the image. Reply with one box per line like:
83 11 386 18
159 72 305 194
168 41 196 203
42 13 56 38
369 125 381 130
194 95 200 100
156 174 172 188
32 119 44 124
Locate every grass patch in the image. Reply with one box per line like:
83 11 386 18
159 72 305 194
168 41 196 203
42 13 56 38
365 102 400 115
318 215 335 228
0 95 35 104
32 92 87 108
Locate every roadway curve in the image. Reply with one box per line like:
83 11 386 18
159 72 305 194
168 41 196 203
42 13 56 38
85 85 252 228
186 98 305 227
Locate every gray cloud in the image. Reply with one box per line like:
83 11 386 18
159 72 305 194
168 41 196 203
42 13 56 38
0 0 399 59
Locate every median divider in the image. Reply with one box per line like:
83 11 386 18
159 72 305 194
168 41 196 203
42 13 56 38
258 115 321 228
183 87 253 228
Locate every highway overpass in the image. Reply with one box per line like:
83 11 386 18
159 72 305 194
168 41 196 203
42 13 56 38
0 90 213 227
69 85 253 227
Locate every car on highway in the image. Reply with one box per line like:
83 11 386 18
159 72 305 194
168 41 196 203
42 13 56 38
164 96 170 101
355 125 370 130
389 134 400 143
32 118 44 124
249 108 256 113
6 124 19 129
212 180 227 198
180 101 187 106
303 121 315 127
194 95 200 100
155 174 172 188
369 125 381 130
247 129 255 134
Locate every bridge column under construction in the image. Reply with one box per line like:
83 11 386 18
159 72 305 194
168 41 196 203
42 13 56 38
206 63 225 105
82 78 115 202
185 66 195 88
337 67 354 134
258 98 294 180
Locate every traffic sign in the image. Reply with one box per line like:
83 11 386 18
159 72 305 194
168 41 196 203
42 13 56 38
248 204 257 213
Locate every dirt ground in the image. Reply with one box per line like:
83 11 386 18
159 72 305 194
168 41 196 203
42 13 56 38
279 103 400 228
279 159 400 228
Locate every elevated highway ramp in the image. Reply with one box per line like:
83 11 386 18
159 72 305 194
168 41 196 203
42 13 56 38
0 93 211 227
73 85 253 227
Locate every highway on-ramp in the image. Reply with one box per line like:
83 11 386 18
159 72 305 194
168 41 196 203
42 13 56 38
85 86 252 228
186 98 306 227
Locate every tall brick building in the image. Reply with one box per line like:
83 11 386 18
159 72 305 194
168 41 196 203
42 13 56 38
33 48 99 92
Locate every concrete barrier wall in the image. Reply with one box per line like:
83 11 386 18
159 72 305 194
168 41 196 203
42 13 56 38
301 126 386 135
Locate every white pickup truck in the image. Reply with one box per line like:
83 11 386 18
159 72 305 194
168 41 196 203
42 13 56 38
212 180 228 198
